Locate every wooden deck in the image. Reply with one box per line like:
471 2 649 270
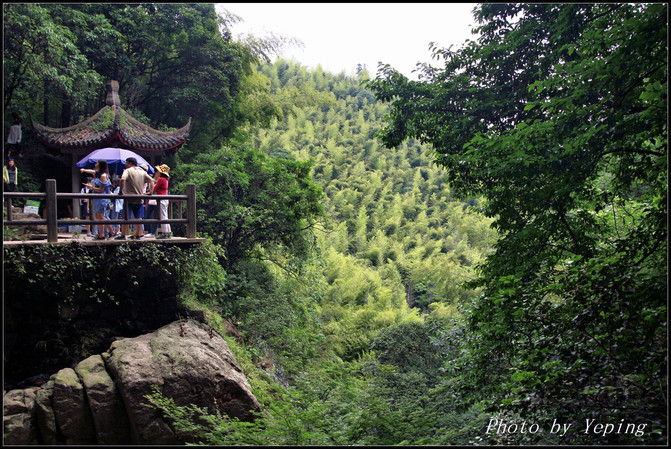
3 233 205 247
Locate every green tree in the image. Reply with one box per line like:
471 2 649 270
3 3 102 120
369 321 446 378
58 3 249 153
177 145 324 271
368 3 667 443
5 3 301 155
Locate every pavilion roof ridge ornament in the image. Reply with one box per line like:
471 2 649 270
106 80 121 107
31 80 192 154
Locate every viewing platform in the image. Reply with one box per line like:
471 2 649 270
3 179 203 245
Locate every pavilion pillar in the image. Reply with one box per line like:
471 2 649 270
71 154 80 218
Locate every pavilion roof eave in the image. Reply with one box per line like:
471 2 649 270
30 108 192 154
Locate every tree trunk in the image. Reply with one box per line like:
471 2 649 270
43 79 50 126
61 96 71 128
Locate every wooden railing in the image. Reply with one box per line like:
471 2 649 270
3 179 197 242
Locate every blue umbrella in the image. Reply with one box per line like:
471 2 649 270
76 148 155 176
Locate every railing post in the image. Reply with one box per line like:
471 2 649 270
186 183 196 239
5 196 13 221
46 179 58 242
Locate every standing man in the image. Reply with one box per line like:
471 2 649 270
116 157 154 240
6 113 24 158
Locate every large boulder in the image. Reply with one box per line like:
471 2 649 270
75 354 131 444
51 367 96 444
3 387 40 444
102 319 261 444
34 377 63 444
3 319 261 445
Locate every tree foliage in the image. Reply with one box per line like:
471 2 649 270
3 3 295 156
367 3 667 442
3 3 102 115
175 145 324 271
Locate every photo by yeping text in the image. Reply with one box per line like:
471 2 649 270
486 417 649 438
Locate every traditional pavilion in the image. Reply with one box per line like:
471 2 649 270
31 80 191 217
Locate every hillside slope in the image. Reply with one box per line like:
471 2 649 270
241 60 497 361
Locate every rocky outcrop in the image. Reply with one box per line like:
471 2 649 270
3 319 261 445
75 355 130 444
3 388 40 444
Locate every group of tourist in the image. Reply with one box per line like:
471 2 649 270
80 157 172 240
4 111 174 239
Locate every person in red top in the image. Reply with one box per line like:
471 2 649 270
154 164 171 239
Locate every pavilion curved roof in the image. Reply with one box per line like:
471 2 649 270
31 81 191 154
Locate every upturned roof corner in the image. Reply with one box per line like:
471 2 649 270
31 80 192 153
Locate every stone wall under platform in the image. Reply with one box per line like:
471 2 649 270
3 241 204 390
